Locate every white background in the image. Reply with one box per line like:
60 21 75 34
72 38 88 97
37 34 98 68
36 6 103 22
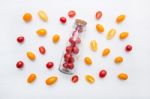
0 0 150 99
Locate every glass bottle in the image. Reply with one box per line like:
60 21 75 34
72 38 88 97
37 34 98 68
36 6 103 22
59 19 87 75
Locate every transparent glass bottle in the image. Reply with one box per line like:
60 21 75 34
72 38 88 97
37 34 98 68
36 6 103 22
59 19 87 75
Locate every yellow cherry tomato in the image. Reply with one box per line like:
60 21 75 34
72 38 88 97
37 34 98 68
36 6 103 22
114 56 123 63
45 76 58 85
52 34 60 43
102 48 110 56
119 32 129 40
26 51 36 61
36 28 47 36
116 14 126 24
118 73 128 80
90 40 98 51
85 75 95 84
38 10 48 22
107 29 116 40
27 73 36 83
96 24 104 33
84 57 92 65
23 13 32 22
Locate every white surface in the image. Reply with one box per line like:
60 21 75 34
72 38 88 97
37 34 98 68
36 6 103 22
0 0 150 99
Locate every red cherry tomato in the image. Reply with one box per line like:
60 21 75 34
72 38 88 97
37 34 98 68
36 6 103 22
60 17 67 24
63 63 68 68
16 61 24 68
67 63 74 69
46 62 54 69
64 53 72 61
69 37 76 46
39 46 46 54
99 69 107 78
68 10 76 18
95 11 102 20
72 46 79 54
125 44 132 52
66 46 73 53
17 36 24 43
71 75 79 83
